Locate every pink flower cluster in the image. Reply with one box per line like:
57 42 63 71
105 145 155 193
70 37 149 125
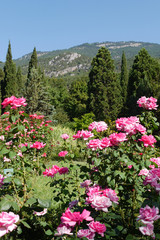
137 205 160 238
0 212 19 237
116 116 146 135
87 133 127 150
30 141 46 149
43 165 68 177
58 151 68 157
85 185 119 212
143 168 160 192
73 130 94 140
1 96 27 109
61 134 69 140
137 96 158 110
138 135 157 148
150 157 160 167
88 121 108 132
55 208 106 239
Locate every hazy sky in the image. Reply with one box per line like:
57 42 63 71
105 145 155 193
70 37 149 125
0 0 159 61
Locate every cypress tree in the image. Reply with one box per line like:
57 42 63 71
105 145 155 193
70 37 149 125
1 42 17 102
0 68 4 114
120 51 128 105
27 47 38 80
88 47 122 121
16 66 24 97
127 48 159 115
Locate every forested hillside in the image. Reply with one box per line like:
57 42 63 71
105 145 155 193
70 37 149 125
1 41 160 125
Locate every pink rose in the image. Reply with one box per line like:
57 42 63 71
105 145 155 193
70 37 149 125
54 224 73 236
91 195 112 212
58 151 68 157
61 134 69 140
0 212 19 237
30 141 46 149
33 208 47 216
139 135 157 148
77 229 95 239
138 168 149 176
80 180 92 188
137 205 160 224
59 167 69 175
139 223 155 237
88 221 106 237
0 174 5 188
61 208 93 227
86 139 102 150
109 133 127 146
137 96 158 110
88 121 108 132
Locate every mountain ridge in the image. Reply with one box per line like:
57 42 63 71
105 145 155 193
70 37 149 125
1 41 160 77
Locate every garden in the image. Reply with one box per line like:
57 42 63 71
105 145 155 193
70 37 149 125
0 95 160 239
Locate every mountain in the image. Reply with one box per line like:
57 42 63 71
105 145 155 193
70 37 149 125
1 41 160 77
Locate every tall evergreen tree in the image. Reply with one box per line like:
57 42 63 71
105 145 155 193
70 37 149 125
120 51 128 105
27 47 38 80
127 48 160 115
0 68 4 114
1 42 17 102
88 47 122 121
65 76 88 119
16 66 24 97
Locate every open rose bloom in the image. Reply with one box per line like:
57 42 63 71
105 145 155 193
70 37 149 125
1 96 27 109
137 96 158 110
0 212 19 237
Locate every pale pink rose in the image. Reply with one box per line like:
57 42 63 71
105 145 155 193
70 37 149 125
33 208 47 216
0 212 19 237
58 151 68 157
61 208 93 227
5 140 13 146
138 168 150 176
150 157 160 167
88 221 106 237
3 156 11 162
102 188 119 204
91 195 112 212
80 180 92 188
30 141 46 149
86 139 102 150
96 121 108 132
139 223 155 237
17 150 23 157
54 224 73 236
0 174 5 188
139 135 157 148
0 135 4 141
59 167 69 175
109 133 127 146
137 96 158 110
77 229 95 239
61 134 69 140
137 205 160 224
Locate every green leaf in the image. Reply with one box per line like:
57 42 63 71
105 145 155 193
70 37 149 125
0 147 10 155
11 201 20 211
9 151 16 159
0 201 11 211
26 198 37 206
45 229 53 236
3 177 12 183
20 220 31 229
14 178 22 186
126 234 135 240
21 146 27 152
38 199 51 208
94 158 101 166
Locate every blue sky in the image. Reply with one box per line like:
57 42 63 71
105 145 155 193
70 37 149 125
0 0 160 61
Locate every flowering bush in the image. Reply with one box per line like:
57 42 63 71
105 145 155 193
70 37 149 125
1 95 160 239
